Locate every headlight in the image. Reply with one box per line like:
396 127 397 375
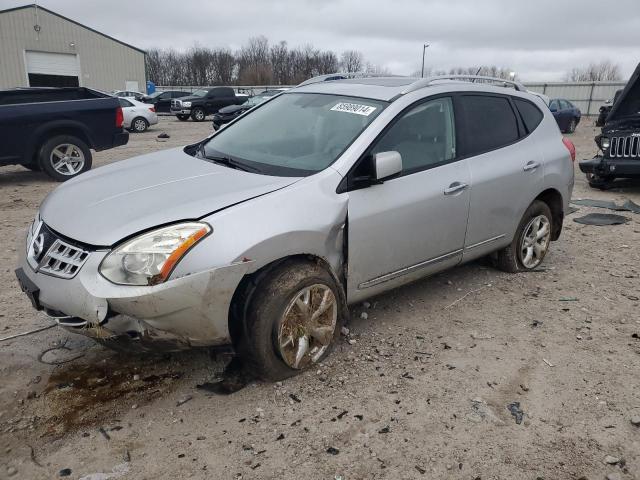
601 137 610 150
182 101 191 108
99 222 211 286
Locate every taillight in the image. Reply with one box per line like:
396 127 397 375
149 107 155 113
115 106 124 128
562 137 576 162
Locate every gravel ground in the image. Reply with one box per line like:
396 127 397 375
1 116 639 480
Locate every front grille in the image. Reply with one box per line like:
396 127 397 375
27 222 90 279
171 99 181 108
609 136 640 158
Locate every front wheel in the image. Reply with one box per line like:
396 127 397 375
176 114 190 121
38 135 92 181
191 108 206 122
495 200 552 273
237 260 346 381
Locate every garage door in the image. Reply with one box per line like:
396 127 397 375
26 51 80 87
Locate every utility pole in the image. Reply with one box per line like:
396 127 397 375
421 44 430 78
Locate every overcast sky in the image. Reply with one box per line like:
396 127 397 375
3 0 640 80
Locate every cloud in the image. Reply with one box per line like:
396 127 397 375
7 0 639 80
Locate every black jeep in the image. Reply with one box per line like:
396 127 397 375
580 63 640 188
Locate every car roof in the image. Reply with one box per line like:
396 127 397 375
292 76 536 102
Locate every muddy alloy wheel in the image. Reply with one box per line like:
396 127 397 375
39 134 92 182
191 108 205 121
277 284 338 369
519 214 551 269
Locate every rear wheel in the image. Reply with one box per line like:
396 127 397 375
38 135 92 182
495 200 552 273
176 114 190 121
237 260 346 381
191 108 206 122
131 117 149 133
566 118 577 134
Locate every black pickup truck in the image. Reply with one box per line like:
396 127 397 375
0 87 128 181
170 87 248 121
580 63 640 188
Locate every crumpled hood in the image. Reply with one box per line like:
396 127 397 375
40 148 299 246
606 62 640 125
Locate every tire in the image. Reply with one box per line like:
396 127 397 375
176 114 190 121
495 200 553 273
191 108 206 122
237 259 346 381
566 118 577 134
131 117 149 132
38 135 92 182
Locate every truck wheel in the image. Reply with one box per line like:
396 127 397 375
131 117 149 133
176 115 190 121
191 108 206 122
495 200 553 273
237 259 346 381
39 135 92 182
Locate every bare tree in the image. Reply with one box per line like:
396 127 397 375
237 36 273 84
566 60 622 82
340 50 364 73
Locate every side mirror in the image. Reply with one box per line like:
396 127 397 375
373 151 402 181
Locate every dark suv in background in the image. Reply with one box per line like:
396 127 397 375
140 90 191 113
170 87 248 121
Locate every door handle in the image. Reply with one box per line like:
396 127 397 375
523 161 540 172
444 182 468 195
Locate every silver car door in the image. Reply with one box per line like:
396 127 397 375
346 96 471 303
459 94 544 261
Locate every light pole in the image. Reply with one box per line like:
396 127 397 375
421 44 430 78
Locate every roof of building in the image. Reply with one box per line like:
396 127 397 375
0 4 146 55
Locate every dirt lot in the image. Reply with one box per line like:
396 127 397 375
1 117 639 480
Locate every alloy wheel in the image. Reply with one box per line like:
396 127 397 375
277 284 337 369
50 144 85 176
519 215 551 268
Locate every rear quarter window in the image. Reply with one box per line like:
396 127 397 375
459 95 520 155
513 98 544 134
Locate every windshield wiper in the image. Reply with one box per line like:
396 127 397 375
204 154 260 173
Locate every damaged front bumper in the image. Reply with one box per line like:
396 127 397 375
16 248 251 352
580 155 640 178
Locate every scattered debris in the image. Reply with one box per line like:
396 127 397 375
354 414 363 421
78 462 129 480
378 425 390 434
176 395 193 406
340 326 350 336
157 132 170 138
415 465 427 474
336 410 348 419
559 297 578 302
98 427 111 440
573 213 630 226
603 455 620 465
28 444 42 468
543 358 554 367
571 198 640 214
289 393 301 403
468 398 503 424
606 473 622 480
6 467 17 477
507 402 524 424
197 358 250 395
326 447 340 455
59 468 72 477
0 323 56 342
444 285 490 310
531 320 543 328
630 416 640 426
520 383 529 392
123 448 130 463
360 312 369 320
37 339 85 365
276 433 285 441
470 332 494 340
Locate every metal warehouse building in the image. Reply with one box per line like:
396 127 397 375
0 4 145 92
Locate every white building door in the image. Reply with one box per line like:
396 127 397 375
26 51 80 87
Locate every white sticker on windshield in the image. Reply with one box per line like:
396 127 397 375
330 102 377 116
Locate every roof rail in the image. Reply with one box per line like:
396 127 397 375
297 72 402 87
401 75 526 95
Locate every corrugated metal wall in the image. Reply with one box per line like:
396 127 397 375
0 6 145 91
523 82 625 115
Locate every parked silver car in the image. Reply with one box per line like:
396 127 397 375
16 75 575 380
118 97 158 133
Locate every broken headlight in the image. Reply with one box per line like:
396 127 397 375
99 222 211 286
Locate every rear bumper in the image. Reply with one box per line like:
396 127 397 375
113 131 129 148
579 156 640 177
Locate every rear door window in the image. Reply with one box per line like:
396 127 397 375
513 98 544 134
459 95 519 155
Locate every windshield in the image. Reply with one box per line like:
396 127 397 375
202 93 386 176
192 89 208 97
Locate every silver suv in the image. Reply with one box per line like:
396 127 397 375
16 75 575 380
